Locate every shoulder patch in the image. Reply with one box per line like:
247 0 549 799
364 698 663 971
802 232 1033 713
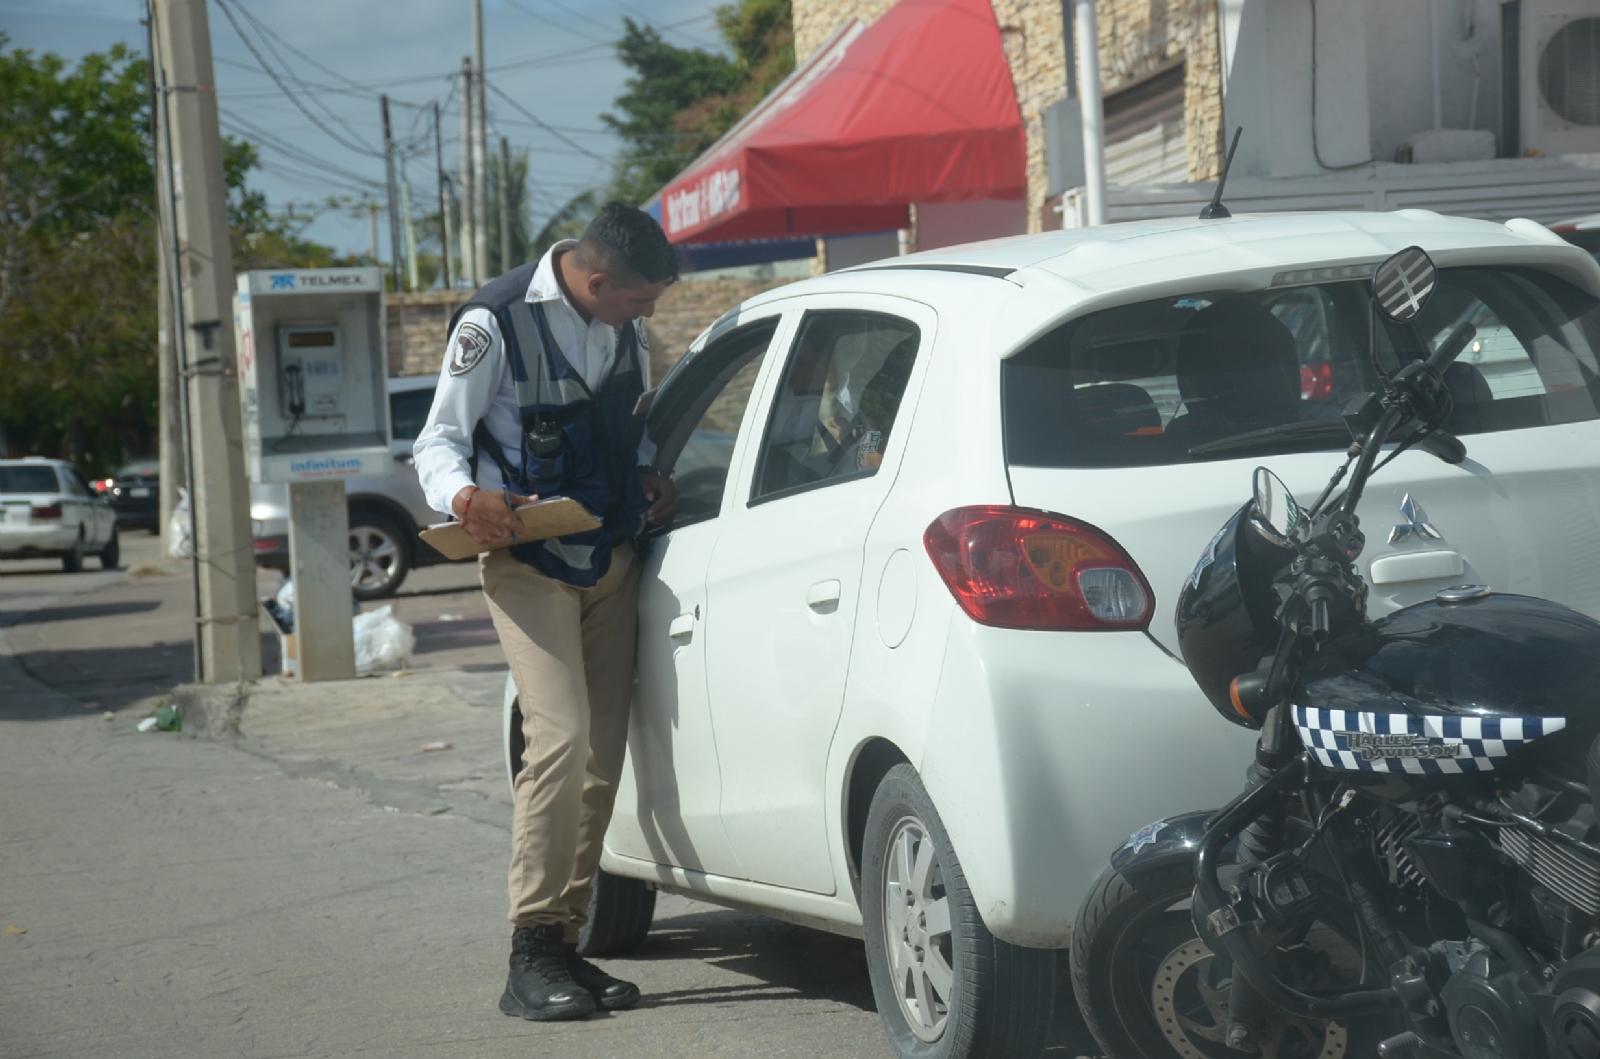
448 322 492 376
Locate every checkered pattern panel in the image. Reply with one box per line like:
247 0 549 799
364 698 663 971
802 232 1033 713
1294 706 1566 775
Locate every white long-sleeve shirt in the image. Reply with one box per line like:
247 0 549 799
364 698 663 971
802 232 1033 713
413 241 655 518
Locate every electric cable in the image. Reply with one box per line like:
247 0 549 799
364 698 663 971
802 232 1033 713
483 79 613 162
1308 0 1371 171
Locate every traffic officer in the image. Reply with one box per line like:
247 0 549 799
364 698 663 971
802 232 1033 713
413 202 678 1021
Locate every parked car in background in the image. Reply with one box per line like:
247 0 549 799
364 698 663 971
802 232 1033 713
92 458 160 531
251 374 453 600
502 210 1600 1059
0 458 119 571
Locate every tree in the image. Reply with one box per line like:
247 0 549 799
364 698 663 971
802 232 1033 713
0 35 340 473
602 0 794 206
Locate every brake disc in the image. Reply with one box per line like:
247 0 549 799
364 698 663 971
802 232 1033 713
1151 939 1348 1059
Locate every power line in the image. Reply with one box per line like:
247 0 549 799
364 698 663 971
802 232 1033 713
483 78 612 163
211 0 383 157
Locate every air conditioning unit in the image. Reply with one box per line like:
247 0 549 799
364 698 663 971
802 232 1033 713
1522 2 1600 156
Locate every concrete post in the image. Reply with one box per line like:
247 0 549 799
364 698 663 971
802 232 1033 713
472 0 491 283
458 58 476 288
435 100 453 290
499 136 513 273
1072 0 1107 227
286 481 356 682
150 0 263 683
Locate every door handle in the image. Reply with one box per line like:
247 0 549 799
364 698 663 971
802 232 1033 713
807 579 842 609
1370 550 1464 585
668 613 695 640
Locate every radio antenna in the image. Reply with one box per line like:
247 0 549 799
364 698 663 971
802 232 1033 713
1199 128 1243 220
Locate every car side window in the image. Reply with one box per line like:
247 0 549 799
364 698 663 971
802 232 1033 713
751 311 920 503
64 469 91 497
390 388 435 442
648 320 778 526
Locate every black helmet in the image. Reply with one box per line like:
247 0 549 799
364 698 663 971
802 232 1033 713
1175 503 1294 728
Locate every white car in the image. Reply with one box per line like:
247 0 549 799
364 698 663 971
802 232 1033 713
504 211 1600 1058
0 458 119 571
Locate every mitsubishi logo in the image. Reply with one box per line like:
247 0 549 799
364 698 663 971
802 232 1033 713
1388 494 1442 545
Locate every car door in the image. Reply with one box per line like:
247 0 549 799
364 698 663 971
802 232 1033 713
61 466 106 547
604 312 788 878
701 297 934 894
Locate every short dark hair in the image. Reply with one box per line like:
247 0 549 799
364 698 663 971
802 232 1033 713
573 202 679 287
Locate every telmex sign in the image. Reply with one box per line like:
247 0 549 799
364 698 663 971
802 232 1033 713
247 269 381 295
665 167 741 237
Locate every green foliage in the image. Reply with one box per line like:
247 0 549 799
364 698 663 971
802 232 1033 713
602 0 794 206
529 190 600 262
0 34 340 473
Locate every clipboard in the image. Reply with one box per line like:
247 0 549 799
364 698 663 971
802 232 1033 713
419 496 601 561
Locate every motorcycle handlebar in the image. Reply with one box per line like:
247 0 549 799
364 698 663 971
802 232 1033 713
1426 321 1476 374
1308 598 1331 643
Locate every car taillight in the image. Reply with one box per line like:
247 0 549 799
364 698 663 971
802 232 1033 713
1300 363 1333 401
31 505 62 519
923 506 1153 631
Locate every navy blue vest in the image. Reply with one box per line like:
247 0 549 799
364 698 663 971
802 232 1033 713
451 265 650 588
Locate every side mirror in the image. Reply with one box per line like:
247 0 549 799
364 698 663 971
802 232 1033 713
1373 246 1437 323
1251 466 1301 544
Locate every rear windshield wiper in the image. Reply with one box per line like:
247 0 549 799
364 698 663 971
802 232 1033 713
1188 417 1468 464
1187 419 1353 458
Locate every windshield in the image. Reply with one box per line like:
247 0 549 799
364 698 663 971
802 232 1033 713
0 466 61 494
1004 266 1600 468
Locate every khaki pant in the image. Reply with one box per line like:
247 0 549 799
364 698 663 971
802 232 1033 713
480 543 640 939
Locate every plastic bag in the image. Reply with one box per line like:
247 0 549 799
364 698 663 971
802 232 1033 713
352 605 414 674
167 487 192 558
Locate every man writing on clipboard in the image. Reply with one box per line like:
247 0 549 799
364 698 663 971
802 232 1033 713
413 203 678 1022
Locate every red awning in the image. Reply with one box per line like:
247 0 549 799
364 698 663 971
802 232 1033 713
657 0 1025 245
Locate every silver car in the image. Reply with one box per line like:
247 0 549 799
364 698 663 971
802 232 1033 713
250 375 456 599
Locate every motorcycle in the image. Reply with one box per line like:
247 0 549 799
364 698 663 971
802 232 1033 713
1070 245 1600 1059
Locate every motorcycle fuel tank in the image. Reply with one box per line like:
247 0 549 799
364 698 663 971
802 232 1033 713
1293 592 1600 775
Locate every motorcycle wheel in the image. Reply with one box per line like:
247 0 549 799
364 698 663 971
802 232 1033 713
1071 860 1398 1059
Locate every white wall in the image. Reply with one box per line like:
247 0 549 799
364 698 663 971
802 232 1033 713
915 199 1028 251
1366 0 1503 162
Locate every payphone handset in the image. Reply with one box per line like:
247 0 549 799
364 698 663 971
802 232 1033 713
277 324 345 419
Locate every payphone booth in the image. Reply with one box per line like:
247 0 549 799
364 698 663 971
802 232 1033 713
235 267 391 682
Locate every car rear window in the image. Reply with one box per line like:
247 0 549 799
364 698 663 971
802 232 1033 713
0 466 61 493
1004 266 1600 468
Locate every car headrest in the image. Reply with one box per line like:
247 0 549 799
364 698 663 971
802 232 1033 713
1075 383 1162 436
1176 300 1301 427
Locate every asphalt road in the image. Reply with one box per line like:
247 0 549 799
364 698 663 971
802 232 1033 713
0 533 1100 1058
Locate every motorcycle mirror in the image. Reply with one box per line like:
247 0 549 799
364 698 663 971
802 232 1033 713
1373 246 1437 323
1251 467 1302 544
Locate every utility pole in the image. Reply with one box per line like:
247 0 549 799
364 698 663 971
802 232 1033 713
458 57 476 287
499 136 513 272
400 167 420 292
1072 0 1107 226
367 198 380 263
145 8 184 554
472 0 491 283
149 0 262 684
434 99 453 289
381 95 405 292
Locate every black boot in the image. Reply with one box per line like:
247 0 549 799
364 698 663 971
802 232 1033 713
565 944 641 1011
499 926 597 1021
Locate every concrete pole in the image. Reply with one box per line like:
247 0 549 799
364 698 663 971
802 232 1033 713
150 0 262 684
1073 0 1108 227
499 136 513 272
146 6 184 559
458 58 476 287
400 168 420 291
286 481 356 682
381 95 404 292
368 200 379 262
472 0 491 283
434 100 453 289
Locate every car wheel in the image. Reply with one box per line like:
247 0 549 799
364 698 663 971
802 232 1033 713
577 869 657 957
99 525 120 569
348 510 411 601
862 764 1054 1059
62 530 85 573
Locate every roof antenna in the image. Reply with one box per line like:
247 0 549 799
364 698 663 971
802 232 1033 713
1199 128 1243 220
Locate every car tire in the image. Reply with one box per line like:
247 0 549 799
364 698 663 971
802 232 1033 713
1070 860 1388 1059
348 509 411 601
862 764 1054 1059
99 525 120 569
62 530 85 573
577 869 657 958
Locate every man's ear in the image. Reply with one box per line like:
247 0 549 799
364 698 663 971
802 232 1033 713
586 271 610 299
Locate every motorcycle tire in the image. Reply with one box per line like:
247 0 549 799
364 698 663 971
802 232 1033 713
1071 859 1398 1059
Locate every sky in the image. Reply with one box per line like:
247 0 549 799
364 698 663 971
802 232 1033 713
0 0 724 262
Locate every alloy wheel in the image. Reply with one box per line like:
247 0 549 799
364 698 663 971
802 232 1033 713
882 815 954 1042
349 524 401 591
